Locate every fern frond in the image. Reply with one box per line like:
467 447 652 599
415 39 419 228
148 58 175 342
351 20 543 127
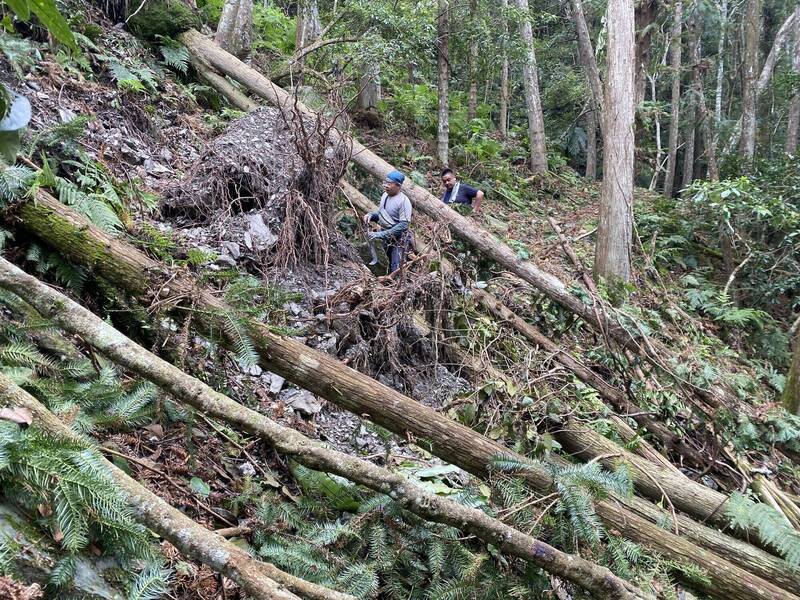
726 492 800 567
159 42 189 74
127 563 172 600
220 310 259 368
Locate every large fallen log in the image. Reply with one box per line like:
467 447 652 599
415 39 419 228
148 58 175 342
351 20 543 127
0 373 352 600
8 189 797 600
179 28 743 419
0 258 651 600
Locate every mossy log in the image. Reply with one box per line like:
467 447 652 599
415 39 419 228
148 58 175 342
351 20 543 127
178 27 749 423
0 258 651 600
0 373 352 600
8 189 798 600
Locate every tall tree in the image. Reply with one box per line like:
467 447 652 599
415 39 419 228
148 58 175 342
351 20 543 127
467 0 479 121
215 0 253 59
586 105 598 179
663 0 683 198
713 0 727 141
499 0 510 138
681 10 700 191
634 0 657 108
437 0 450 165
595 0 635 283
786 5 800 155
570 0 604 118
739 0 762 166
357 63 381 111
514 0 547 174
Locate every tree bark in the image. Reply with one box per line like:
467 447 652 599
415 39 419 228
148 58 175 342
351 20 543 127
570 0 604 120
784 333 800 415
663 0 683 198
357 62 380 111
594 0 635 283
586 108 597 179
467 0 479 121
13 182 800 599
714 0 727 133
513 0 548 174
178 28 757 430
215 0 253 59
725 9 797 155
437 0 450 165
0 258 653 600
786 5 800 155
681 12 699 191
689 12 719 181
0 373 352 600
634 0 656 109
293 0 321 83
739 0 762 166
499 0 510 138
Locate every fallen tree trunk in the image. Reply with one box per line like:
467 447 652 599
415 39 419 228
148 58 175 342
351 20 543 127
0 258 650 600
179 28 744 421
8 190 798 600
0 374 351 600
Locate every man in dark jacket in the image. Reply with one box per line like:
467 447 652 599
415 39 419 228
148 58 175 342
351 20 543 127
440 168 484 212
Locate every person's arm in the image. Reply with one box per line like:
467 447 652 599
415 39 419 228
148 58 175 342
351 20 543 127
473 190 484 212
364 211 378 224
370 220 409 239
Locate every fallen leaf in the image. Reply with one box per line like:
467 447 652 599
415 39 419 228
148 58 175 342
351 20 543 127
0 407 32 425
144 423 164 438
52 526 64 543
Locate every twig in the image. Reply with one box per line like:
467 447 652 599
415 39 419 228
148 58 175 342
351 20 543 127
103 447 237 527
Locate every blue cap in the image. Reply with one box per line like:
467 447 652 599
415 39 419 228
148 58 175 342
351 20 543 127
386 170 405 185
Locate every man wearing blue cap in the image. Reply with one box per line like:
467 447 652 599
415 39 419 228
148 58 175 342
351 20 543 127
363 170 413 272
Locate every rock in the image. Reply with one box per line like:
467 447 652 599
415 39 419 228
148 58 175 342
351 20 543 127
282 389 322 416
243 364 263 377
221 241 241 259
245 213 278 249
216 254 237 268
238 462 257 477
316 334 338 353
243 231 253 250
144 159 170 175
269 373 285 394
287 302 303 316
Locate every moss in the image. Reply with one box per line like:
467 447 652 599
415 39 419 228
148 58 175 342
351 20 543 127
127 0 200 40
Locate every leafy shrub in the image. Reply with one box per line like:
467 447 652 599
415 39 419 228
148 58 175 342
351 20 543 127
128 0 200 40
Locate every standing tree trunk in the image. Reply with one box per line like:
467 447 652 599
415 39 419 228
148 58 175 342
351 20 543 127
739 0 762 166
294 0 321 82
586 108 597 179
594 0 635 283
785 330 800 414
357 63 381 110
690 12 719 181
499 0 510 138
663 0 683 198
467 0 479 121
681 11 700 190
714 0 727 143
786 5 800 155
215 0 253 59
514 0 548 174
570 0 604 122
634 0 656 108
437 0 450 165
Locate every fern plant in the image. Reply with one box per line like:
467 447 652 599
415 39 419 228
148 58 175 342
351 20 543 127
726 492 800 567
251 466 551 599
490 455 632 547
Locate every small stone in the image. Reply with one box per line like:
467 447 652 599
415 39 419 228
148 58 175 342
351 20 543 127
282 389 322 416
245 213 278 249
216 254 237 268
238 462 257 477
287 302 303 316
243 364 263 377
269 374 285 394
221 241 241 259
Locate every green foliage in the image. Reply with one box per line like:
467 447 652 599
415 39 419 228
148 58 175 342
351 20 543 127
726 492 800 567
106 59 159 94
490 455 631 546
0 164 34 204
0 422 164 569
157 37 189 74
2 0 76 49
252 484 547 599
127 0 199 40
